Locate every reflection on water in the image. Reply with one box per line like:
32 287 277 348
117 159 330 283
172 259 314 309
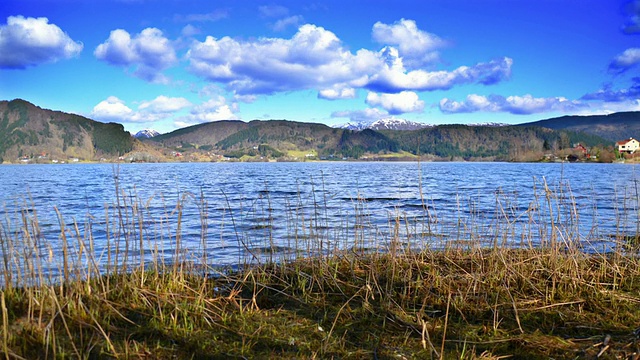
1 162 639 277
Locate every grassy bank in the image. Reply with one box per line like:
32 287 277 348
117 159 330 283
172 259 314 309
2 243 640 358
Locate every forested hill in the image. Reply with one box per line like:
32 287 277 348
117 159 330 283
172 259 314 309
0 99 134 162
383 125 608 161
0 99 618 163
518 112 640 142
151 118 609 161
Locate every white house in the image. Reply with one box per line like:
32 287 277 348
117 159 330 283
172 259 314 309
617 138 640 154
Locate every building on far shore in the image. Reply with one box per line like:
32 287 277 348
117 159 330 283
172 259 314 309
616 138 640 154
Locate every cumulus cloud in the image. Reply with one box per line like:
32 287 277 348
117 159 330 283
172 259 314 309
187 21 512 97
608 48 640 73
366 91 424 114
91 96 135 122
188 24 366 95
331 108 388 123
175 96 239 127
318 87 356 100
94 28 177 83
0 15 83 69
439 94 585 115
372 18 445 68
91 95 191 123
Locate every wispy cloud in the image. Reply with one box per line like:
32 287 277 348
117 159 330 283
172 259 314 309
582 78 640 102
622 0 640 34
174 9 229 23
439 94 585 115
331 108 389 123
258 5 290 18
608 47 640 73
0 16 83 69
273 15 304 32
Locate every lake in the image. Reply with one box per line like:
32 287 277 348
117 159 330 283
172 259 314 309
1 162 639 280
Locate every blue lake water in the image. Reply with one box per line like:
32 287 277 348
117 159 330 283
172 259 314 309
1 162 639 280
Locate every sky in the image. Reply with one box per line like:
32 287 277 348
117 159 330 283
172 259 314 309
1 0 639 134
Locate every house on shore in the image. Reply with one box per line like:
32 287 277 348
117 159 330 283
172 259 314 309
616 138 640 154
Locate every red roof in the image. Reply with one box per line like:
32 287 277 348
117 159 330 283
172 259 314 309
617 138 636 146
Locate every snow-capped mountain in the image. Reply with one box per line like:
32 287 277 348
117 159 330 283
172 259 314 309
134 129 161 139
369 118 432 131
333 122 370 131
333 118 431 131
467 122 509 127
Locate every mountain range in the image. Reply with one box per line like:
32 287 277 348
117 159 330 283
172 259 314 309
334 118 431 131
1 99 638 163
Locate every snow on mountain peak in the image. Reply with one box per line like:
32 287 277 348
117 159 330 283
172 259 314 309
134 129 161 139
333 118 431 131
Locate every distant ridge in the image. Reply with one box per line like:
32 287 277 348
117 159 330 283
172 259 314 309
0 99 626 163
518 112 640 142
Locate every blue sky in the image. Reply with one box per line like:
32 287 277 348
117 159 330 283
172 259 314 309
1 0 639 133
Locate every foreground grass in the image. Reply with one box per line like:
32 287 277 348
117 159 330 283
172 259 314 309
2 245 640 359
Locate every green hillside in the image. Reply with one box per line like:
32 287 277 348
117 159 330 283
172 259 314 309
385 125 609 160
152 118 609 161
0 99 134 163
0 99 621 163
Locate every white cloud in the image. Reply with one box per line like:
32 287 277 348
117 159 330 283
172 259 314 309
366 91 424 114
94 28 177 83
175 96 240 127
372 19 444 68
91 96 135 122
0 15 83 69
187 21 512 97
368 55 513 93
439 94 585 115
234 94 258 103
138 95 192 113
91 95 191 123
188 24 364 94
318 87 356 100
